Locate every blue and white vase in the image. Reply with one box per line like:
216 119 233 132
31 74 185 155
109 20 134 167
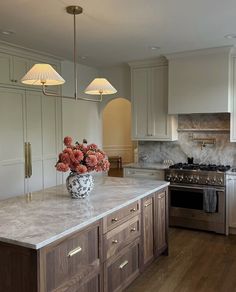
66 172 94 199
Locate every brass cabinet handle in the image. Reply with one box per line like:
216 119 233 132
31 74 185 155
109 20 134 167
24 142 29 178
68 246 82 257
112 239 118 244
119 260 129 269
28 142 32 178
111 218 118 222
130 208 136 212
130 227 136 232
144 202 152 207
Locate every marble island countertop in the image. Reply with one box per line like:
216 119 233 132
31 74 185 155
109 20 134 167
0 176 169 250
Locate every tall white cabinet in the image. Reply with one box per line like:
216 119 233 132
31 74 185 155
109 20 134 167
129 58 178 141
0 44 62 199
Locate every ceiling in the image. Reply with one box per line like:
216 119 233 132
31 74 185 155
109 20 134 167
1 0 236 67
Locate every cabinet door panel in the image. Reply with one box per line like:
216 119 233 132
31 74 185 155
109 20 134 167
132 68 148 138
25 91 44 192
227 176 236 228
142 197 154 265
0 88 25 198
0 52 12 84
13 56 30 85
42 96 58 188
154 190 168 256
151 66 169 138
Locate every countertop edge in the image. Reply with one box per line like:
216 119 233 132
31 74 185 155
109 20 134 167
0 181 169 250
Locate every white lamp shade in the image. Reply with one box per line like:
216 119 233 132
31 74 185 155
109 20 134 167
84 78 117 95
21 64 65 86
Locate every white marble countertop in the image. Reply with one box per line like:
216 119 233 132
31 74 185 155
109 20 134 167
0 176 169 250
123 162 169 170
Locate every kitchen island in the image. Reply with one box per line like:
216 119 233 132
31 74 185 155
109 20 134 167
0 176 169 292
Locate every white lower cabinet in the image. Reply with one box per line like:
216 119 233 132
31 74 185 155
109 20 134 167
0 87 62 199
226 174 236 232
123 167 164 180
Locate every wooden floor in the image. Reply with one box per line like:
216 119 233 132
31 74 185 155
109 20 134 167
126 228 236 292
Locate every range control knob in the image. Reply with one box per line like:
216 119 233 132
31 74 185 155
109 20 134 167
179 175 184 182
205 177 210 184
218 178 223 185
193 176 199 183
187 176 193 183
173 175 179 182
166 174 171 181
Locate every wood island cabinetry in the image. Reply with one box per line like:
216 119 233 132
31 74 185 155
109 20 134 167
0 186 168 292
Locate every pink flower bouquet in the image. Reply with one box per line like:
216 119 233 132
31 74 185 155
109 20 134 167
55 137 110 174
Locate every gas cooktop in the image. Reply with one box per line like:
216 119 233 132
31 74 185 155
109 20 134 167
169 163 231 172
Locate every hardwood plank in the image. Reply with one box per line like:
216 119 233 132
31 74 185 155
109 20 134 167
126 228 236 292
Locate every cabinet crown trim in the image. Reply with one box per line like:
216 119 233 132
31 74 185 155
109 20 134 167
128 56 168 68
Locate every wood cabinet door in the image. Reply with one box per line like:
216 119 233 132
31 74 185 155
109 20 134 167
142 197 154 267
104 240 140 292
154 189 168 256
40 223 101 292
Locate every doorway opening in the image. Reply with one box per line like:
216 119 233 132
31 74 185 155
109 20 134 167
102 98 135 177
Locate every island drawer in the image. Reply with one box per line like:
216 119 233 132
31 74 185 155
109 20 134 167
40 222 101 292
104 239 140 292
103 201 140 233
104 215 140 260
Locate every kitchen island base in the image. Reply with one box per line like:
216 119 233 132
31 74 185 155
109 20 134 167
0 178 169 292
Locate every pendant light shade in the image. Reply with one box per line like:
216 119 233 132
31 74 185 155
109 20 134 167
84 78 117 95
21 64 65 85
20 5 117 102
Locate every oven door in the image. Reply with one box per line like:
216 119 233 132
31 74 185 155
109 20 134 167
169 184 226 234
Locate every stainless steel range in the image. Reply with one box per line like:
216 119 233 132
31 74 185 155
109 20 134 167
165 163 230 234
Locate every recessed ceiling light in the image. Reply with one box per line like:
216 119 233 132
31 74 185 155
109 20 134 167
224 34 236 39
1 30 15 35
149 45 160 50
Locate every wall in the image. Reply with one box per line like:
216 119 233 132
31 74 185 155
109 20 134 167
138 113 236 166
99 64 131 111
102 98 133 164
61 61 102 147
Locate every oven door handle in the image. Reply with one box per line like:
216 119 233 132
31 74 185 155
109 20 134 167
169 184 224 192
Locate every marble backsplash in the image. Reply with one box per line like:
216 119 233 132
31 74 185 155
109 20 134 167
138 113 236 166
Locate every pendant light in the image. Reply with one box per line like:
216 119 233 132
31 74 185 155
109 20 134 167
21 6 117 102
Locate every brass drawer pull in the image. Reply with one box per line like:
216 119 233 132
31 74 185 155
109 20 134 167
130 227 136 232
112 239 118 244
119 260 129 269
130 208 136 212
111 217 118 222
144 202 152 207
67 246 82 258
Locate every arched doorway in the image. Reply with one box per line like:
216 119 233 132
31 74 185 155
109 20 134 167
102 98 135 177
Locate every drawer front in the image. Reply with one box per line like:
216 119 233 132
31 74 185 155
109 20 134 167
104 201 140 232
53 273 101 292
104 215 140 259
105 241 140 292
42 224 100 291
124 168 164 180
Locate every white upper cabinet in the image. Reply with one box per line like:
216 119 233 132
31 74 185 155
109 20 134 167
130 58 178 141
167 47 232 114
0 47 61 93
